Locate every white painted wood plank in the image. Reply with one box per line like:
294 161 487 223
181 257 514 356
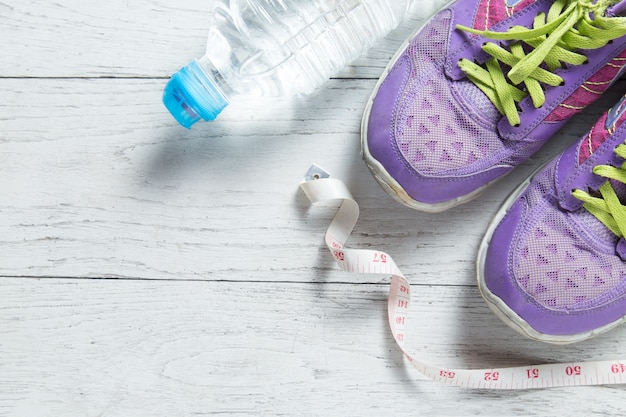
0 0 448 78
0 77 371 281
2 278 626 417
1 77 623 283
4 0 626 411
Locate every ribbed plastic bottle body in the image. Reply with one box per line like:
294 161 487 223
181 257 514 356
163 0 412 127
205 0 411 97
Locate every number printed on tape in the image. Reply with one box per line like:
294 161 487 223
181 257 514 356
300 165 626 390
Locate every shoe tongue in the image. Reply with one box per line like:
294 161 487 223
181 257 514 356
611 181 626 202
455 79 501 122
609 0 626 16
578 177 626 245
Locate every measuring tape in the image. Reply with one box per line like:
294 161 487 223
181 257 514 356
300 164 626 389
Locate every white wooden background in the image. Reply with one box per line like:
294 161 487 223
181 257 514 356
3 1 626 416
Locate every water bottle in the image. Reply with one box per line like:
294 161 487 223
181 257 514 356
163 0 414 128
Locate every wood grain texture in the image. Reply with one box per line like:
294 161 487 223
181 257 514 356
2 0 626 415
0 0 448 78
1 76 624 283
2 278 626 417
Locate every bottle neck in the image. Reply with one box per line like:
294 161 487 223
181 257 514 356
197 55 234 100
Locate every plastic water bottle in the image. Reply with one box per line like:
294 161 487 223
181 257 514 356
163 0 414 128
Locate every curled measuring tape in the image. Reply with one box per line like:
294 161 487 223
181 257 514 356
300 164 626 389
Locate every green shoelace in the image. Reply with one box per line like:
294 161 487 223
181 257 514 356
456 0 626 127
572 143 626 238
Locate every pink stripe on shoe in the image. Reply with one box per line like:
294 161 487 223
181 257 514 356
473 0 537 30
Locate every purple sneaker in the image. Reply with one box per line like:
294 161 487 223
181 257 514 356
478 94 626 344
362 0 626 212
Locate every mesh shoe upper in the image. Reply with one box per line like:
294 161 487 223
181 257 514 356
479 94 626 343
394 12 509 177
362 0 626 211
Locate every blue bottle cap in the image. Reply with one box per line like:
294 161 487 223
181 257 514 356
162 60 228 129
